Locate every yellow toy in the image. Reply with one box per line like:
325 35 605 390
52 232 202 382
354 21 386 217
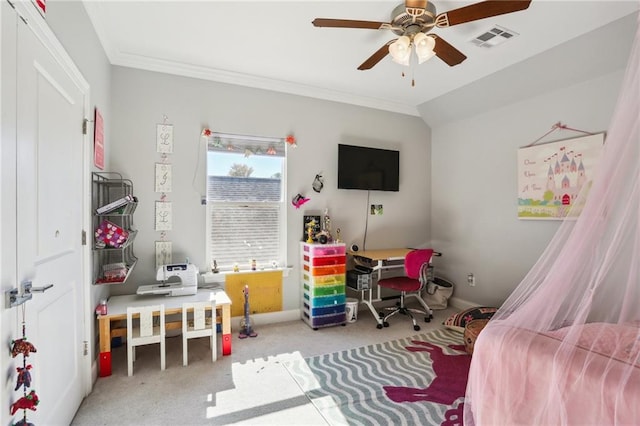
306 220 316 243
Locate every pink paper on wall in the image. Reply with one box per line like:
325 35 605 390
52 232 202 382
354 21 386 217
94 108 104 170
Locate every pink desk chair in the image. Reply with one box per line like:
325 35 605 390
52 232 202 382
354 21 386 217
377 249 434 331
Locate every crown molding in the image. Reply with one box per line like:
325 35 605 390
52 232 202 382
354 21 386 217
111 51 420 117
82 0 418 116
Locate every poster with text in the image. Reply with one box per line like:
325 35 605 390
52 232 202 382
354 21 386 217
517 133 604 220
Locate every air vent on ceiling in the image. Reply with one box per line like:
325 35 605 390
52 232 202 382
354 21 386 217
471 25 518 48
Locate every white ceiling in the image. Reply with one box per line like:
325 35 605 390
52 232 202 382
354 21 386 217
83 1 639 117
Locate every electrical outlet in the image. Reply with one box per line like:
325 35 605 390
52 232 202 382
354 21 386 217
467 273 476 286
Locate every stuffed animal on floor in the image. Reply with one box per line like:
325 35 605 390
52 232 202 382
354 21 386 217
10 390 39 415
11 338 37 358
15 365 33 391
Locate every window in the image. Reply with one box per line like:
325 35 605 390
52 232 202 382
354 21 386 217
206 133 286 270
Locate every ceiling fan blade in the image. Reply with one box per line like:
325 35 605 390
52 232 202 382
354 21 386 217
358 40 395 70
436 0 532 27
432 35 467 66
312 18 388 30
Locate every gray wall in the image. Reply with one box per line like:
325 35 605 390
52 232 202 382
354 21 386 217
423 13 637 308
42 0 636 322
109 66 431 310
429 68 626 307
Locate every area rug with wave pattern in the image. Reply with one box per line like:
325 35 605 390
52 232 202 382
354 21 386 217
284 328 469 426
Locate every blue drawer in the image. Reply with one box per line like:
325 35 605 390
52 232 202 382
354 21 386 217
303 311 346 328
304 303 345 317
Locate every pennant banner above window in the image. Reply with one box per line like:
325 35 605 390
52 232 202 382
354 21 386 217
202 130 286 158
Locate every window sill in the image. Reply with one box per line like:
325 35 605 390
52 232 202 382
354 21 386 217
201 266 292 284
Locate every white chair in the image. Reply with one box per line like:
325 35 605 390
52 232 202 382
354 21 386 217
182 300 217 366
126 304 166 376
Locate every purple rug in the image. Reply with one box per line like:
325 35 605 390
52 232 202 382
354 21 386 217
285 328 470 425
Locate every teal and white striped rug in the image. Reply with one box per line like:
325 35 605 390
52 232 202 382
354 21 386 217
284 328 470 426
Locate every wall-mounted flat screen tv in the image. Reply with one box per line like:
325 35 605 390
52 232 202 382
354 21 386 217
337 144 399 191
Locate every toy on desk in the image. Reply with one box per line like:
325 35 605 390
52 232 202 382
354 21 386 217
322 208 332 241
136 263 198 296
238 285 258 339
306 219 317 243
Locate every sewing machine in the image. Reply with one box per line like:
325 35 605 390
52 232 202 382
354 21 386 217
136 263 198 296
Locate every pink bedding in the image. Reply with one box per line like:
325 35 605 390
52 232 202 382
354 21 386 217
466 322 640 425
543 322 640 366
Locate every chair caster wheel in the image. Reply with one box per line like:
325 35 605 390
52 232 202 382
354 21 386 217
424 317 431 323
414 325 421 331
376 324 383 329
383 322 390 327
378 312 385 318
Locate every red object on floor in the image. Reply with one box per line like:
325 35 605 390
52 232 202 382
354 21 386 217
222 333 232 355
99 352 112 377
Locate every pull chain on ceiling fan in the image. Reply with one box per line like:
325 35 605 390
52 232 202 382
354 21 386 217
312 0 532 70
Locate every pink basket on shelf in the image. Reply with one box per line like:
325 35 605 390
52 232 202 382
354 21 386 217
95 220 129 248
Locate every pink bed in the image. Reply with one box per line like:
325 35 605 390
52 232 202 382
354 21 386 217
466 321 640 425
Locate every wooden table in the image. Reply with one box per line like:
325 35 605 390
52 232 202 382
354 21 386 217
97 288 231 377
349 248 411 326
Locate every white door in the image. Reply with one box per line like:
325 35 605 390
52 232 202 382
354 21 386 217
14 11 86 425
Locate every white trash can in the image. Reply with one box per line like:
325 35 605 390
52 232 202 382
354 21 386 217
345 298 359 323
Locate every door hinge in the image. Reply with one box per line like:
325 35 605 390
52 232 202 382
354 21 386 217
82 118 88 135
83 341 88 356
81 229 87 246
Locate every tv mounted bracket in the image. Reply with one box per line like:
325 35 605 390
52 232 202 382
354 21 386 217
5 280 54 309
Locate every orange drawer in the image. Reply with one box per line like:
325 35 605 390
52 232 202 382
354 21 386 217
309 264 346 276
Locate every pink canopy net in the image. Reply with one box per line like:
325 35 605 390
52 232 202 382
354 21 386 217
464 12 640 426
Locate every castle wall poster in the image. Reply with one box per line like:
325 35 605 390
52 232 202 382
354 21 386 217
517 133 605 220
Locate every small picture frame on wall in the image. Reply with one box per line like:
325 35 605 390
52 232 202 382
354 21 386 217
155 201 172 231
156 124 173 153
155 163 172 193
155 241 172 269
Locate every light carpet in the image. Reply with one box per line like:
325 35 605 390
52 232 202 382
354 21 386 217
284 328 469 426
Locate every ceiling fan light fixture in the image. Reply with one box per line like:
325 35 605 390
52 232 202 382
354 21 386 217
414 32 436 64
389 35 411 66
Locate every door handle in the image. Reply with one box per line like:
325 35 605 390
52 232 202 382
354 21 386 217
5 280 54 308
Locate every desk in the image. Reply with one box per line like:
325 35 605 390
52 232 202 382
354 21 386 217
97 288 231 377
349 248 411 327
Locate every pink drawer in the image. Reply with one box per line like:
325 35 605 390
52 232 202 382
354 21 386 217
303 244 346 257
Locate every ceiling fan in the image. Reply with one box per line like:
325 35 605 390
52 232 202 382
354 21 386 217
312 0 532 70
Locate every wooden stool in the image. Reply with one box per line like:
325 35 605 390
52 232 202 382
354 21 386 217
464 319 489 355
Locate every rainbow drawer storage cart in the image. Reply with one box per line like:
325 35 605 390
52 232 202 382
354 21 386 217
300 242 347 329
